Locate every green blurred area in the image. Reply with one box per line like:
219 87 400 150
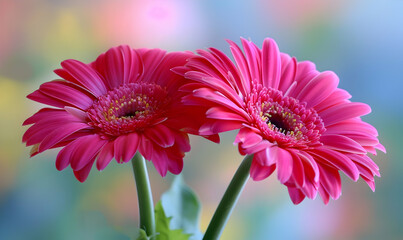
1 0 401 239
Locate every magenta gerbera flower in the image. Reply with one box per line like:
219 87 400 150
23 46 212 182
179 38 385 204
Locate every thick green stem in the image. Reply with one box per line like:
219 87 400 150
131 152 155 237
203 154 253 240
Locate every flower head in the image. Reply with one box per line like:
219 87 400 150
23 46 212 182
180 38 385 204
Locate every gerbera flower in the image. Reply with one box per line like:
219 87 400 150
23 46 213 182
179 38 385 204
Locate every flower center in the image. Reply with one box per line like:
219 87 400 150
245 84 325 149
87 83 169 137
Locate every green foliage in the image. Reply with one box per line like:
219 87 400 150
135 176 202 240
154 201 191 240
160 176 202 240
135 229 150 240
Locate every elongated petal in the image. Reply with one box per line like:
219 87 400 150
61 59 107 97
38 122 90 152
296 71 339 108
114 133 140 163
262 38 281 89
73 157 96 182
70 135 107 170
250 159 276 181
96 141 115 171
320 102 371 126
144 124 175 148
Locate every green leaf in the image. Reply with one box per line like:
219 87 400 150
155 201 191 240
160 176 202 240
135 229 150 240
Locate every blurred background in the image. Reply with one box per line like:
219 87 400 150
0 0 401 239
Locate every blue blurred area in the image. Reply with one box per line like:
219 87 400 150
0 0 401 239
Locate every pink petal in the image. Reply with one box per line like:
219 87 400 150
193 87 249 119
361 176 376 192
70 135 107 170
64 106 88 121
343 133 379 146
286 61 319 98
297 151 320 183
114 133 140 163
320 102 371 127
208 47 246 96
318 185 330 204
296 71 339 108
348 154 380 177
139 49 166 82
324 119 379 136
96 141 115 171
61 59 107 97
206 106 248 122
23 108 65 126
317 163 342 200
139 136 154 161
148 51 193 93
27 90 67 108
166 154 183 175
73 157 95 182
227 39 252 93
185 71 243 106
150 147 169 177
55 140 81 171
39 80 94 110
288 187 306 205
172 131 190 152
38 122 90 152
250 159 276 181
320 134 367 154
241 38 261 84
234 128 263 148
104 46 141 86
289 151 305 188
270 147 293 184
314 88 351 112
144 124 175 148
311 148 360 181
278 54 297 93
261 38 281 89
239 140 272 156
200 120 243 135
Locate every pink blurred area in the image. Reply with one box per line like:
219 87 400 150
0 0 400 239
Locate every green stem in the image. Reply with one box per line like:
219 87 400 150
131 152 155 237
203 154 253 240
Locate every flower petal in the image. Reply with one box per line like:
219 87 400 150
144 124 175 148
321 134 367 154
250 159 275 181
262 38 281 89
96 141 115 171
70 135 107 170
296 71 339 108
320 102 371 127
114 133 140 163
60 59 107 97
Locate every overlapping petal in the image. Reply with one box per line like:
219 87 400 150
23 46 207 182
182 37 384 204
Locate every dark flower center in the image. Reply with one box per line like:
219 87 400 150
245 84 325 149
87 83 169 137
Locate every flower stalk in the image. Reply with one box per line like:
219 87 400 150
203 154 253 240
132 152 156 237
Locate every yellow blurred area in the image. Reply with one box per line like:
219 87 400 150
0 77 28 192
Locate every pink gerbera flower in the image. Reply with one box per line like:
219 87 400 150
23 46 213 182
179 38 385 204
